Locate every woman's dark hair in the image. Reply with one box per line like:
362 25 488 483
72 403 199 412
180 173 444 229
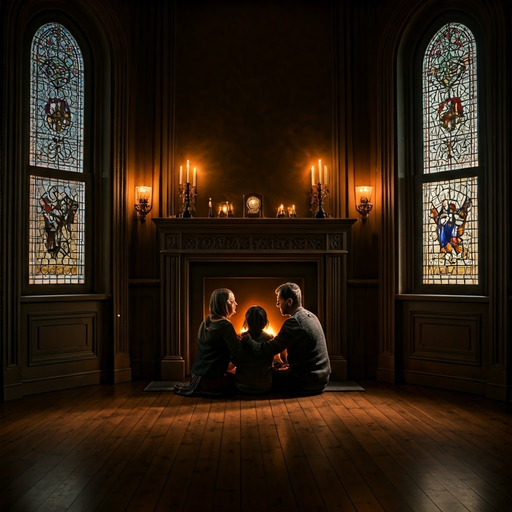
242 305 269 333
209 288 233 318
275 282 302 306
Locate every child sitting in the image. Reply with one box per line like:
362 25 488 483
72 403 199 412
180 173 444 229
231 305 274 394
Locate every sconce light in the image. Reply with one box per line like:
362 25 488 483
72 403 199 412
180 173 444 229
134 186 152 222
355 186 373 222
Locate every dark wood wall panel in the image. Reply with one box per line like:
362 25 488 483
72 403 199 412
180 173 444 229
411 312 481 366
28 312 97 365
128 283 161 380
347 282 379 380
174 0 333 218
400 299 489 393
19 299 106 395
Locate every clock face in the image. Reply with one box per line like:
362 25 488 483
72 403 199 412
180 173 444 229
246 196 261 213
243 193 263 217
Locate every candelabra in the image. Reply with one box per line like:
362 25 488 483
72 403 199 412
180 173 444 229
178 182 197 217
310 182 329 218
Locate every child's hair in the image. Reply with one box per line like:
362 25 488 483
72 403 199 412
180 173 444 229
242 305 269 334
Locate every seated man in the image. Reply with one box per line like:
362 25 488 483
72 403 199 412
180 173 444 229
241 282 331 395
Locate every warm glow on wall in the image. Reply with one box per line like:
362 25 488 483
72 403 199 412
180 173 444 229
134 186 152 221
355 185 373 222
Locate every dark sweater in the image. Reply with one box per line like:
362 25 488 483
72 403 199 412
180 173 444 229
242 307 331 393
232 330 274 394
191 316 241 378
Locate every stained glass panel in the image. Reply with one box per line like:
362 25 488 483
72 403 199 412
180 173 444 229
423 23 477 173
30 23 84 172
29 176 85 284
422 177 478 285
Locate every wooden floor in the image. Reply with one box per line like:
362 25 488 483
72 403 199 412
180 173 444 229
0 381 511 512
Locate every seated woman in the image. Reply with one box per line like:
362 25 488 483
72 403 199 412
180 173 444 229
174 288 242 396
231 305 274 394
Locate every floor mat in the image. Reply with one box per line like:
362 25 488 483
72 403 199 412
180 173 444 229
143 380 364 392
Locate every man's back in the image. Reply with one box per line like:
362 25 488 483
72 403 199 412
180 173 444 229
278 307 331 392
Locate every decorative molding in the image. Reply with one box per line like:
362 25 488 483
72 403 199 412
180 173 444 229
410 311 481 366
182 235 325 252
329 234 346 251
165 235 180 250
28 311 98 366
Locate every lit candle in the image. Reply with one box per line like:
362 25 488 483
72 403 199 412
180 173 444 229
179 166 183 185
323 165 328 185
186 160 190 183
318 160 322 183
311 166 315 186
193 167 197 187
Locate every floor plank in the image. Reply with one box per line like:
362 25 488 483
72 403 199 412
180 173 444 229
1 381 511 512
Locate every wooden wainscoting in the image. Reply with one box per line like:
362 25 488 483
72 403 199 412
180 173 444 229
129 279 161 380
14 296 109 397
398 296 492 396
348 279 379 380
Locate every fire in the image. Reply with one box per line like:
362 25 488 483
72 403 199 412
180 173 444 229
239 323 277 337
264 324 277 337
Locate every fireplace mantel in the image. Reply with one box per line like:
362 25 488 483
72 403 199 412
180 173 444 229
153 217 356 381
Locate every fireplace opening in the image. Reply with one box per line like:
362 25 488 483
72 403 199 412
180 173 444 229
203 277 306 336
188 261 320 374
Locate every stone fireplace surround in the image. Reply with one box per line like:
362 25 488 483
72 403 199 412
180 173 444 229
153 218 355 381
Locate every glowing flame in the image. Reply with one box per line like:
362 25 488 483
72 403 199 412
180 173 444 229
239 323 277 337
264 324 276 336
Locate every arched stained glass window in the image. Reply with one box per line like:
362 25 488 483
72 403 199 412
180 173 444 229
420 22 480 287
423 23 478 173
28 23 87 286
30 23 84 172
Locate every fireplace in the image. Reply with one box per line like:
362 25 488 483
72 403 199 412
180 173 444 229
153 217 355 381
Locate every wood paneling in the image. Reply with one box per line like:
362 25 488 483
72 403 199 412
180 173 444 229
399 297 489 395
348 281 379 380
411 311 481 365
173 0 333 219
28 312 97 365
129 281 161 381
18 298 107 396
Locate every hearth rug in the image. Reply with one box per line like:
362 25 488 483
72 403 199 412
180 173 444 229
143 380 365 393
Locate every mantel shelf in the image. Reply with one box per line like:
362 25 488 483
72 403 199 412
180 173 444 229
153 217 356 253
153 217 357 236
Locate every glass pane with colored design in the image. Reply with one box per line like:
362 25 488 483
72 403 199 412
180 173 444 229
30 23 84 172
422 177 478 285
29 176 85 284
423 23 478 173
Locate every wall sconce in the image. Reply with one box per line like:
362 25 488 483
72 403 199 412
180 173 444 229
355 186 373 222
134 186 152 222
